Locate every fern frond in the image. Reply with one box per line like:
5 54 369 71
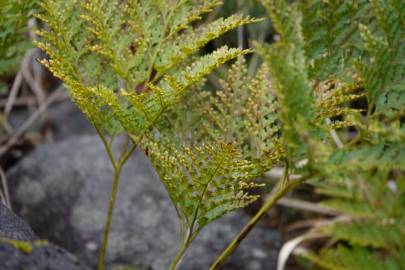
300 0 405 118
82 46 251 136
308 149 405 269
37 3 268 266
325 220 405 250
154 14 260 74
326 143 405 172
143 136 263 232
353 1 405 115
169 1 222 33
301 0 370 81
131 56 287 260
36 0 256 138
315 79 364 119
155 57 283 174
200 58 279 159
257 0 317 162
256 2 405 269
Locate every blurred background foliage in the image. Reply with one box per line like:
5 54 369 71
0 0 39 77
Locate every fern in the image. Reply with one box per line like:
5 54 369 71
139 57 283 268
200 58 279 160
274 1 405 269
36 0 256 138
354 1 405 117
198 0 405 269
307 137 405 269
32 0 405 269
144 137 262 233
208 1 373 267
160 57 281 161
256 0 318 162
301 0 405 116
145 58 284 226
301 0 370 81
314 79 364 129
36 1 265 269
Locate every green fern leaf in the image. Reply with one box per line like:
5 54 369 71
301 0 370 81
354 1 405 115
257 0 317 162
143 136 263 232
36 0 256 138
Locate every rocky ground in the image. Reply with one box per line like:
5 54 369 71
1 100 282 270
0 201 89 270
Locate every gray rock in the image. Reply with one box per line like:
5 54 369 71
0 202 37 241
0 240 90 270
0 202 89 270
181 213 281 270
8 135 281 270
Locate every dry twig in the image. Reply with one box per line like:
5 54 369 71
21 49 46 107
0 85 68 156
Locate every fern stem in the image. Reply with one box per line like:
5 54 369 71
168 229 199 270
94 127 137 270
189 158 224 234
168 235 190 270
209 174 305 270
98 164 122 270
94 123 118 170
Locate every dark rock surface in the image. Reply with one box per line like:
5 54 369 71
0 241 90 270
8 135 282 270
0 202 37 241
0 201 89 270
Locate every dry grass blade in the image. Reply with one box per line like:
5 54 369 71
0 95 68 107
277 232 326 270
277 198 340 216
21 49 46 107
0 166 11 209
3 72 23 134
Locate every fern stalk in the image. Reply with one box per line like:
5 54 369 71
168 229 197 270
94 124 137 270
168 237 188 270
97 164 122 270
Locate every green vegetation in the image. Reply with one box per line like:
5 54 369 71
0 237 48 254
0 0 38 76
36 0 266 269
